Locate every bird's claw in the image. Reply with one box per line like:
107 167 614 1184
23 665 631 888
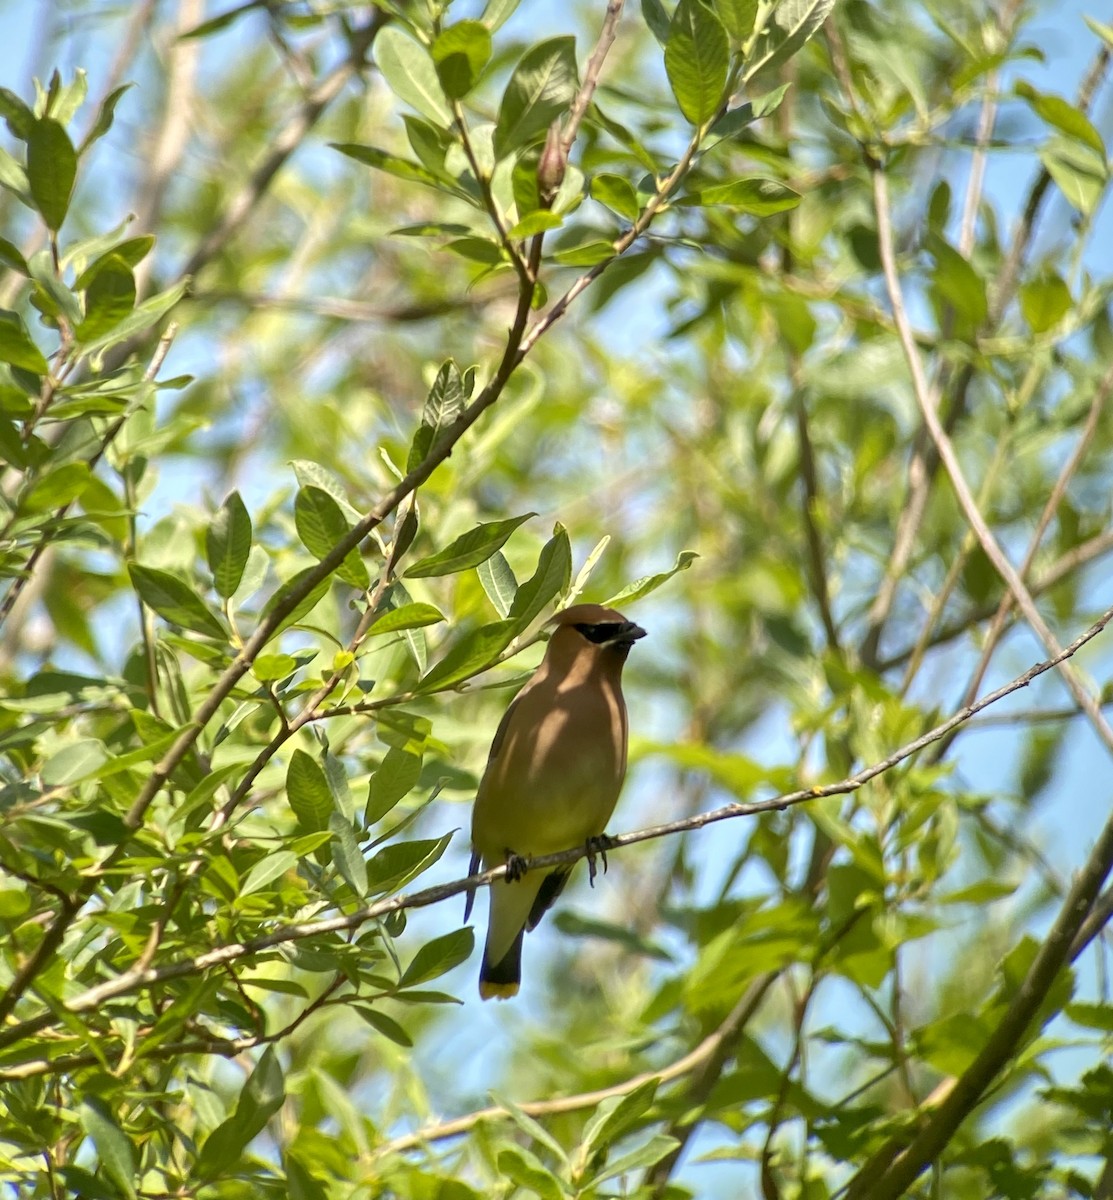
585 834 617 886
504 850 529 883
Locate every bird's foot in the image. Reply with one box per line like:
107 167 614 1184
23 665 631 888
585 834 617 886
504 850 530 883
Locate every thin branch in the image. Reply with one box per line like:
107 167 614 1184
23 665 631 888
1 605 1108 1052
871 162 1113 758
947 363 1112 723
179 12 385 280
879 529 1113 672
843 798 1113 1198
561 0 625 153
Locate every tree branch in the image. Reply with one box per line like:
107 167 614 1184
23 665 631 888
1 605 1108 1051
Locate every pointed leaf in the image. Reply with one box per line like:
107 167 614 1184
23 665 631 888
478 551 518 617
416 621 516 692
604 550 698 606
367 602 445 635
355 1006 413 1046
679 177 801 214
508 525 572 627
365 832 453 894
294 485 370 589
0 310 48 374
75 254 136 341
128 564 228 639
330 812 368 896
374 26 451 124
207 491 252 598
665 0 729 126
494 37 579 158
79 1098 136 1200
366 746 423 823
433 21 492 99
744 0 836 81
400 927 474 987
405 513 535 578
286 749 334 833
27 117 76 230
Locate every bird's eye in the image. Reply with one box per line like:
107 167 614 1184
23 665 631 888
574 622 622 644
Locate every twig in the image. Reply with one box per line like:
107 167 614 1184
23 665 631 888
842 795 1113 1197
179 13 385 280
2 605 1108 1051
871 162 1113 758
561 0 625 153
949 364 1112 718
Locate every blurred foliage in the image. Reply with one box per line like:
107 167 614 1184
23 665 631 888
0 0 1112 1197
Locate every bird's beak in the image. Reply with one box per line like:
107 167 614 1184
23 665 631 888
610 621 647 649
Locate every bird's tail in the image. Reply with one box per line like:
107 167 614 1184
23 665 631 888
479 930 523 1000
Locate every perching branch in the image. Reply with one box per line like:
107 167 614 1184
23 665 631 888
1 604 1108 1052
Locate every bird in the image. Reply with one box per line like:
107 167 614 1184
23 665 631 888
464 603 646 1000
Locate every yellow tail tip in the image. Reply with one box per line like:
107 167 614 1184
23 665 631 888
479 981 519 1001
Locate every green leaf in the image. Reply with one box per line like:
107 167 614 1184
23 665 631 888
331 143 449 193
260 567 333 642
290 459 362 524
365 832 453 894
406 513 535 578
1040 136 1108 215
197 1048 285 1180
366 746 423 823
128 564 228 639
367 602 445 635
508 525 572 627
207 491 252 598
330 812 368 896
483 0 521 30
494 37 579 158
0 235 29 274
42 738 109 786
580 1080 660 1159
286 749 334 833
478 551 518 617
679 177 801 214
591 172 640 221
408 359 469 470
0 309 48 374
374 26 451 125
75 254 135 341
79 1097 137 1200
355 1006 414 1046
416 620 516 692
665 0 729 126
1016 81 1105 154
27 117 76 231
641 0 671 45
591 1133 680 1184
497 1146 563 1200
252 653 298 683
433 21 492 99
1019 270 1073 333
743 0 836 81
24 461 90 510
78 83 132 154
0 87 33 139
604 550 697 606
400 927 474 987
294 485 370 589
240 851 299 896
80 277 188 356
927 235 988 330
713 0 759 40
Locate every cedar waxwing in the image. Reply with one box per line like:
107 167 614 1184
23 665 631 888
464 603 646 1000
